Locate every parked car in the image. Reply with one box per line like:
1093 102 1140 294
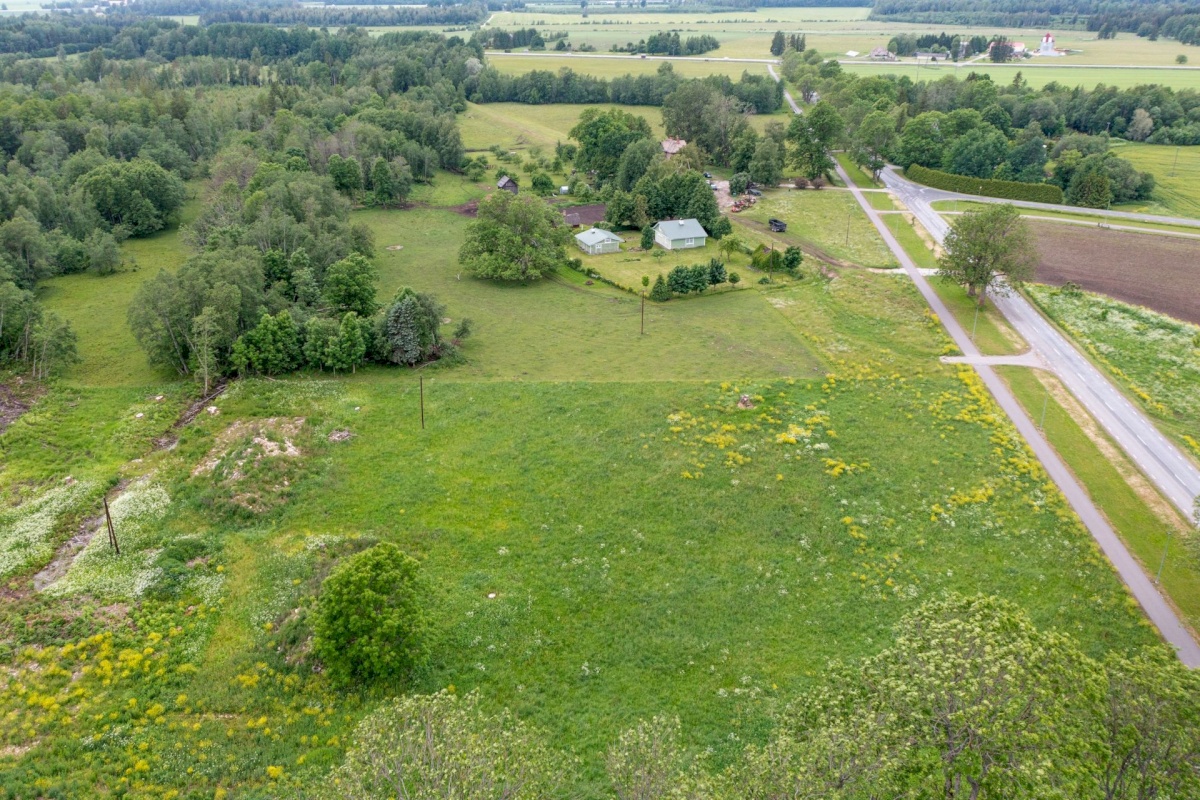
703 172 712 179
747 187 763 197
768 218 787 232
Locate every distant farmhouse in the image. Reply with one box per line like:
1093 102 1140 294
575 227 624 255
653 219 707 251
497 175 518 194
869 47 897 62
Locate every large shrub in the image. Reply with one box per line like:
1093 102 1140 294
312 543 427 684
906 164 1063 204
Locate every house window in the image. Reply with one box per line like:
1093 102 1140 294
685 238 694 247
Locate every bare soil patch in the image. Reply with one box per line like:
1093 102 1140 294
560 203 607 227
0 377 43 435
1031 222 1200 324
451 200 479 218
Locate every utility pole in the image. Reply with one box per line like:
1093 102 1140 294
1039 389 1049 431
1156 528 1171 584
971 304 980 342
103 496 119 555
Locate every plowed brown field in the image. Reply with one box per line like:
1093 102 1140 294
1030 221 1200 324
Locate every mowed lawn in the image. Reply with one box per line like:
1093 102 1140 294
739 187 898 268
362 206 823 380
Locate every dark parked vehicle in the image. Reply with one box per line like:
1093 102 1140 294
747 187 763 197
768 218 787 232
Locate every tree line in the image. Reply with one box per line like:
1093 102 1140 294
470 62 783 112
610 31 721 56
781 48 1176 206
871 0 1200 42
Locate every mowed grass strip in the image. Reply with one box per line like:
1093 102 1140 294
928 279 1027 357
998 365 1200 633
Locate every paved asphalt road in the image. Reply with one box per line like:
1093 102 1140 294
884 167 1200 521
768 75 1200 663
883 168 1200 230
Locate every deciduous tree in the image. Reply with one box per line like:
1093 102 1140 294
459 192 571 281
937 203 1036 306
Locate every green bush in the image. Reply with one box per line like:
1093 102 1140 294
905 164 1063 204
312 542 427 684
649 273 671 301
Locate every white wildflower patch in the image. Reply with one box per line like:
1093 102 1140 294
0 479 96 578
46 479 172 598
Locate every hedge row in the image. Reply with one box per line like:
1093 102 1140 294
905 164 1064 205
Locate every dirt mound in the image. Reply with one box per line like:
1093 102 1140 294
193 417 304 477
452 200 479 217
192 418 306 513
327 429 353 442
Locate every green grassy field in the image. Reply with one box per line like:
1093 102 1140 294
1110 141 1200 219
461 101 666 153
482 8 1193 70
39 194 202 388
840 61 1200 91
739 187 897 268
0 232 1159 795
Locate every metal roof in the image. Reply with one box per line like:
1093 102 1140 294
575 227 624 246
653 218 707 240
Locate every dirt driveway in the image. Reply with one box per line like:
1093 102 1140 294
713 180 734 210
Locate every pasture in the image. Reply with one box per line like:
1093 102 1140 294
1111 141 1200 219
476 5 1200 90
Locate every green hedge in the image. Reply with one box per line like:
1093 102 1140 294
905 164 1063 204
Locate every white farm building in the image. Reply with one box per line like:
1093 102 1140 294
575 227 624 255
653 219 708 250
